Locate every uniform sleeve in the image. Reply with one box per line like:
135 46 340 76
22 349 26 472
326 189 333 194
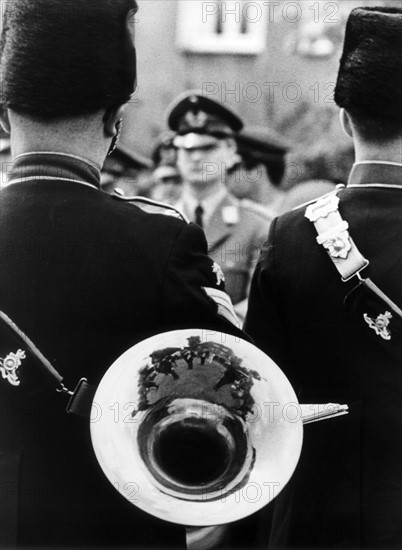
244 218 294 376
254 212 272 252
248 211 272 285
234 211 271 321
161 222 245 339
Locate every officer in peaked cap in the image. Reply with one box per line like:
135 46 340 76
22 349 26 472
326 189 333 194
245 6 402 548
151 131 179 167
101 141 153 195
149 132 183 205
0 3 244 548
234 126 290 214
169 92 244 144
169 91 272 321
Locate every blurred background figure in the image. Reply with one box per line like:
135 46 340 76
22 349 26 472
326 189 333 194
280 179 336 211
280 142 355 213
294 142 355 185
231 126 290 216
150 132 183 205
168 91 272 322
101 141 153 196
90 0 382 221
0 129 12 189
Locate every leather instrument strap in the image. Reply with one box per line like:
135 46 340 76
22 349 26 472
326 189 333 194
0 310 95 417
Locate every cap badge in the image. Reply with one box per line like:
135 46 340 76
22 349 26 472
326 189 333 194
363 311 392 341
185 110 208 129
212 262 225 286
0 349 26 386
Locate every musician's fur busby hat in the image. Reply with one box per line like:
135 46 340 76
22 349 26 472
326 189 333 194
0 0 137 117
335 6 402 123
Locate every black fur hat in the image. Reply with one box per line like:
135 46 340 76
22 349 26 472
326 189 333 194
335 6 402 122
0 0 137 117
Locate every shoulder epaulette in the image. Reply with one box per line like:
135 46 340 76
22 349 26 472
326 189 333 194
240 199 273 220
112 190 189 223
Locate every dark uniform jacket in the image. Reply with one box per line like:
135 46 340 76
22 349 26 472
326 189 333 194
0 152 242 549
245 162 402 548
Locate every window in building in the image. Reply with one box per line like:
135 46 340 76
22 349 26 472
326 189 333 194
176 1 267 55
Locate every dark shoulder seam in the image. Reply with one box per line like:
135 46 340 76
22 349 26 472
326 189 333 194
112 194 189 223
291 186 343 213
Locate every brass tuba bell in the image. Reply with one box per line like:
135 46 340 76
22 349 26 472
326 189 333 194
91 329 347 526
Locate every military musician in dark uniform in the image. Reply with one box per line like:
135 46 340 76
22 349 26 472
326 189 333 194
0 1 242 548
245 7 402 548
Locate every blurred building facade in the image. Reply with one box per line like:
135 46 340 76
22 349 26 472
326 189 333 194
1 0 398 189
124 0 399 187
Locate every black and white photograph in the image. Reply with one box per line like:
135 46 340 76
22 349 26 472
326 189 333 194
1 1 401 549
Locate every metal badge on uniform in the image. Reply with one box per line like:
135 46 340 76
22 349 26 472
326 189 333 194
363 311 392 341
344 279 402 359
316 223 352 260
0 349 26 386
222 206 239 226
212 262 225 286
185 110 208 129
305 193 355 267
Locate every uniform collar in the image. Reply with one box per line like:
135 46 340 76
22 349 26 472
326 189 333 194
348 161 402 188
8 152 101 190
178 186 228 225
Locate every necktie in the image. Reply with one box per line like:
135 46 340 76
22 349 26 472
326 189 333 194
194 204 204 228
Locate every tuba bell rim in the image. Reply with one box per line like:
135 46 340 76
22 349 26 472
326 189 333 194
90 329 303 526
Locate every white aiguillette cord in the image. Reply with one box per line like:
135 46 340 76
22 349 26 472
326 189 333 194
0 310 95 417
305 189 402 306
305 188 369 282
305 188 402 346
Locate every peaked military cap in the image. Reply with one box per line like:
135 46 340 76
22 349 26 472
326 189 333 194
236 127 290 166
152 132 178 167
0 0 138 117
167 91 243 140
335 6 402 122
103 142 152 176
236 127 290 187
151 133 182 183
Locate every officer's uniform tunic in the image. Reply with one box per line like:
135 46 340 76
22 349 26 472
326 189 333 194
180 192 271 307
0 152 242 548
